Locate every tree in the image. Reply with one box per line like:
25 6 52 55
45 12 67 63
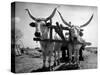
15 28 23 43
11 28 23 56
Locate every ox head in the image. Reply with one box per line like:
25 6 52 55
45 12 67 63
25 8 57 38
69 25 83 41
57 10 93 41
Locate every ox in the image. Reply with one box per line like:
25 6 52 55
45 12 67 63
25 8 62 70
57 10 93 65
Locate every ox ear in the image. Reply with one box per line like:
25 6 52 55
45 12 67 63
46 18 52 26
46 22 51 26
45 8 57 21
80 29 84 31
79 31 83 36
29 22 36 27
80 14 93 28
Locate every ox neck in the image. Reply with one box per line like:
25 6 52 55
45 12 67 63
41 31 49 40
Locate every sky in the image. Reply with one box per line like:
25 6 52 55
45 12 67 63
14 2 98 48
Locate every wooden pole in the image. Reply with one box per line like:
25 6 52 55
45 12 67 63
55 22 65 40
50 19 52 40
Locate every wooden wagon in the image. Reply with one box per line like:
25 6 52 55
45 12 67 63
31 19 91 70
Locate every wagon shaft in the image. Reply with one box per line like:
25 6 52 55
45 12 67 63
33 38 69 43
33 38 87 45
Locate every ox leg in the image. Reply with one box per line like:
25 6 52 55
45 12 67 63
48 52 53 71
66 49 69 61
73 49 76 64
54 51 57 66
43 52 46 69
69 49 72 64
68 45 72 64
77 49 80 68
74 49 80 66
62 50 66 62
79 46 84 61
57 50 60 65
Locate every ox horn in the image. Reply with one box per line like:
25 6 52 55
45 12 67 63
57 10 72 27
80 14 93 28
45 7 57 21
25 9 37 21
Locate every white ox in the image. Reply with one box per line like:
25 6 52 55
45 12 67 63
58 11 93 65
26 8 62 70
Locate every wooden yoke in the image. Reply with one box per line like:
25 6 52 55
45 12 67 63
33 20 70 43
54 22 65 40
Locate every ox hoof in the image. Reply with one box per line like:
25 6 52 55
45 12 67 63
57 62 60 66
50 67 53 71
57 60 60 65
79 57 84 61
42 66 45 69
54 62 57 66
56 62 60 66
48 67 53 71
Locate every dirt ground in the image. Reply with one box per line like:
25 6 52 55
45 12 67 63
80 50 97 69
15 50 97 73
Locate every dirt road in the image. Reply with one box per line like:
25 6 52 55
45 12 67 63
15 50 97 73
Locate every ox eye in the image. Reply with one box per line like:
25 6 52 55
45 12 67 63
80 31 83 36
29 22 36 27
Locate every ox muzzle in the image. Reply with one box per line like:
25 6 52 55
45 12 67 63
34 32 41 37
73 37 77 40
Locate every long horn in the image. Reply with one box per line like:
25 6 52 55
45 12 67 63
25 9 37 21
57 10 71 27
80 14 93 28
45 7 57 21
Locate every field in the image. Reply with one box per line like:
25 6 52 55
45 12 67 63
15 47 97 73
